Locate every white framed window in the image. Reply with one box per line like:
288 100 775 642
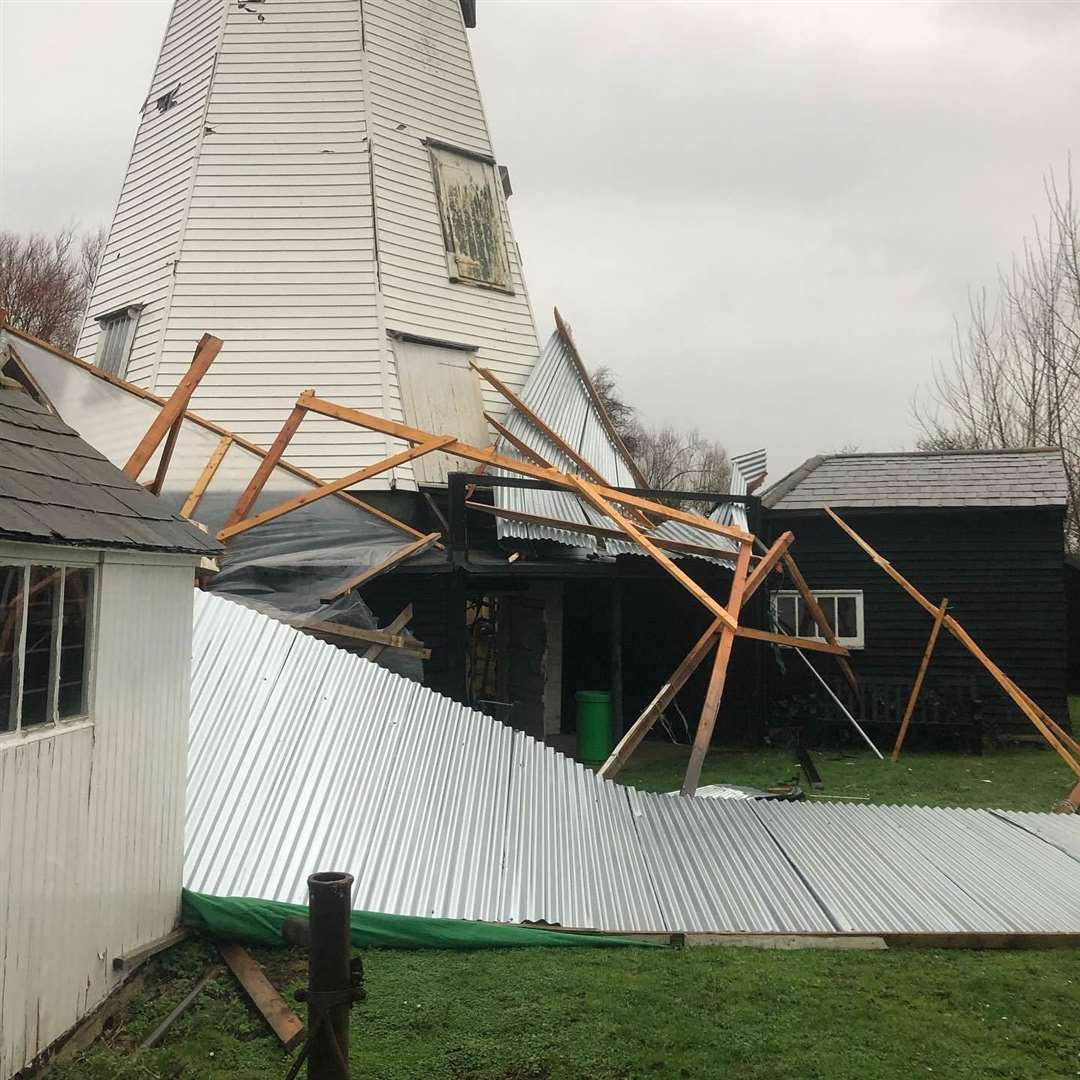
94 304 143 377
1 563 95 735
427 141 513 292
772 589 864 649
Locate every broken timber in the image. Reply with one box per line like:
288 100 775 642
124 333 222 480
892 597 949 763
321 532 441 603
218 943 304 1051
682 541 752 795
825 507 1080 779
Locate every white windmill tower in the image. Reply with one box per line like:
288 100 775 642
78 0 540 488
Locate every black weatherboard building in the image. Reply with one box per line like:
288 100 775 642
760 448 1070 744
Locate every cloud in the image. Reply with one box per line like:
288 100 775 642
2 0 1076 475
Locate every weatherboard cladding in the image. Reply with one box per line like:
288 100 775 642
186 590 1080 933
763 449 1068 510
0 385 219 553
78 0 539 483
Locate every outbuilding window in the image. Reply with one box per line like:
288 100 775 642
94 305 143 377
428 141 513 292
772 589 864 649
1 563 95 735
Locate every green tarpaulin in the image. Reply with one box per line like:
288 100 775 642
182 891 660 950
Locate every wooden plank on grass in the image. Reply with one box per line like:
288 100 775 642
218 942 304 1051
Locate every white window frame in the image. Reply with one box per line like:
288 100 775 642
93 304 143 377
771 589 864 649
1 558 97 739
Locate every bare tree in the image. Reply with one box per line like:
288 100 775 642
0 225 105 352
915 161 1080 546
591 365 731 495
634 424 731 494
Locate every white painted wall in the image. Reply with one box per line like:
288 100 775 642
0 545 196 1078
78 0 540 484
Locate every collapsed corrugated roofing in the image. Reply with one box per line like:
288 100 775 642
490 332 761 565
0 383 220 554
763 449 1068 511
186 590 1080 934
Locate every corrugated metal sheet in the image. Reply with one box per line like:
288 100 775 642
186 590 1080 936
492 332 745 565
1 554 195 1078
995 809 1080 861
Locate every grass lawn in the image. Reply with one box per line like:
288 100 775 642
617 743 1076 812
49 746 1080 1080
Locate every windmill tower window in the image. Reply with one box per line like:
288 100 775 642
93 305 143 377
428 142 514 293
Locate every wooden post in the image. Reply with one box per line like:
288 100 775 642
825 506 1080 779
598 621 723 779
682 540 753 796
181 434 233 519
222 400 309 529
123 334 222 478
611 579 624 740
892 598 949 763
781 551 860 697
597 529 800 780
146 414 183 495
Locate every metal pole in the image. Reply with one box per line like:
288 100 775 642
307 871 354 1079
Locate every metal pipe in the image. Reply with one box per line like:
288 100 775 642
307 871 354 1079
791 643 884 759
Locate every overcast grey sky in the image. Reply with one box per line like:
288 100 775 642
3 0 1079 478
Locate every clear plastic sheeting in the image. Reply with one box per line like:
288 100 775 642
207 501 426 680
7 328 429 679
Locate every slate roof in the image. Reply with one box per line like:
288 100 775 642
762 448 1068 511
0 384 221 554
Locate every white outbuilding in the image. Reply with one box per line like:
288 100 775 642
0 378 219 1078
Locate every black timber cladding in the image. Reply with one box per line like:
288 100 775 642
764 448 1068 510
0 384 220 554
761 508 1068 730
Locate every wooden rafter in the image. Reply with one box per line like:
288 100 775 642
465 500 744 563
321 533 442 604
295 392 753 545
146 414 183 495
734 626 850 656
892 598 949 763
0 322 427 543
552 307 650 488
598 620 724 780
181 435 233 519
482 411 554 468
781 551 861 696
222 401 309 529
364 604 414 662
567 474 738 630
471 360 610 485
742 531 793 598
682 541 753 795
218 436 456 541
825 506 1080 779
597 530 811 781
124 334 222 479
